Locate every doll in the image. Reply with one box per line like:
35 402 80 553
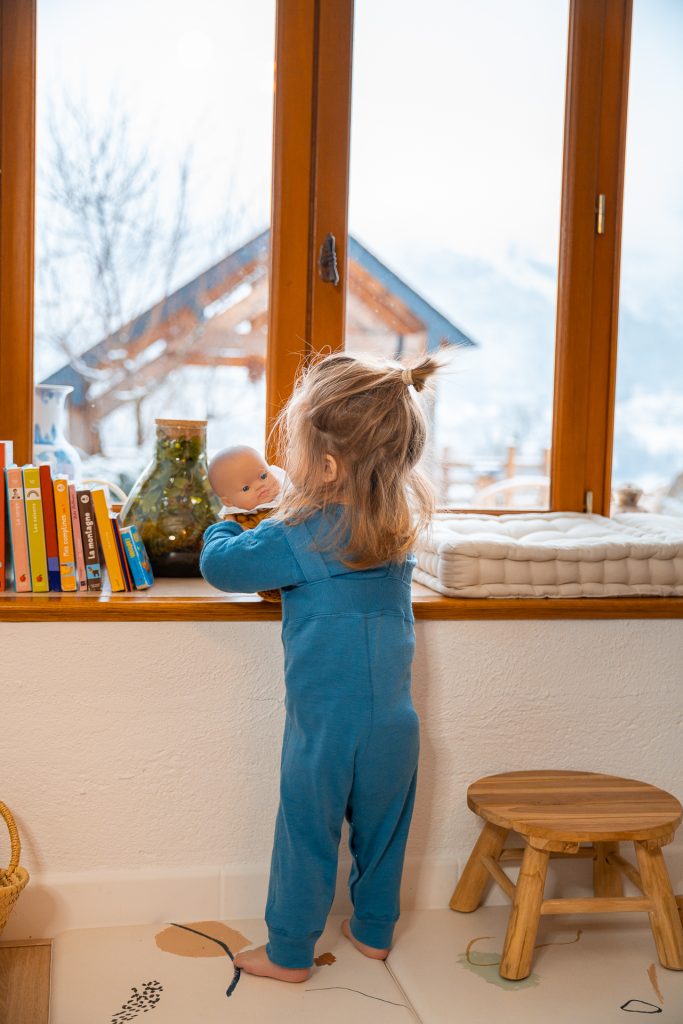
207 445 285 602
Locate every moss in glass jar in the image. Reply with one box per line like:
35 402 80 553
120 419 221 577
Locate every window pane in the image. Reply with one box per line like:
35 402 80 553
34 0 275 493
612 0 683 517
346 0 569 508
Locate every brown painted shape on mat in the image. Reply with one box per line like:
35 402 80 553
314 951 336 966
647 963 664 1005
155 921 251 958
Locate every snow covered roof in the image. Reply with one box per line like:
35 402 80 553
43 229 474 409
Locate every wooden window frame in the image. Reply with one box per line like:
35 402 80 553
266 0 352 455
0 0 36 468
1 0 681 621
551 0 633 515
267 0 635 518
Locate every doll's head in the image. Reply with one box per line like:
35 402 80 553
208 446 281 511
274 352 441 567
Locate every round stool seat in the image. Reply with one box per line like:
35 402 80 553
467 770 683 844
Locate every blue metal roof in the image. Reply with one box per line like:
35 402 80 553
43 229 474 405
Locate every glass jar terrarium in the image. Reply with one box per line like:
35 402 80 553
119 419 220 577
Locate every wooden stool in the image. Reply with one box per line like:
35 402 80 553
450 770 683 981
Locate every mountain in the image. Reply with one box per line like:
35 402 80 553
388 245 683 494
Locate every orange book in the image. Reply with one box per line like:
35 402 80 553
91 488 125 592
53 476 77 592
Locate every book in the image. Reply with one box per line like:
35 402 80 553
68 483 88 592
53 476 78 592
0 441 12 591
22 466 49 592
119 523 154 590
39 464 61 591
129 524 154 587
4 464 31 592
112 517 134 592
91 488 125 592
76 490 103 592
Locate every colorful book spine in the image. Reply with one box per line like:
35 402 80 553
112 517 133 592
119 524 154 589
76 490 103 592
4 464 31 592
0 441 11 591
129 524 154 588
91 488 125 592
53 476 78 592
68 483 88 592
22 466 49 593
39 464 61 591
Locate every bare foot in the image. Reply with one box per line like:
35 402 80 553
233 944 311 983
341 918 390 960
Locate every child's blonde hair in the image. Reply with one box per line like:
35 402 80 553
273 352 440 568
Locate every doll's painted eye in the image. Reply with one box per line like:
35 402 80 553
242 484 250 492
259 472 268 480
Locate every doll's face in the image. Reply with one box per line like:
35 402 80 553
209 449 280 510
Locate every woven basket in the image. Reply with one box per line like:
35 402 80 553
0 801 29 935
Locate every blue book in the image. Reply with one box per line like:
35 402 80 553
119 524 154 590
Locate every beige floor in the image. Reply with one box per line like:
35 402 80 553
49 908 683 1023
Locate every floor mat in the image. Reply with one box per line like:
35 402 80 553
49 906 683 1023
386 906 683 1023
49 914 417 1023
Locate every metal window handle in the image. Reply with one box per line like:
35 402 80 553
596 194 606 235
319 233 340 285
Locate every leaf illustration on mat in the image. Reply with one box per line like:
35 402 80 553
155 921 251 998
647 963 664 1004
314 951 337 966
110 979 163 1023
155 921 251 958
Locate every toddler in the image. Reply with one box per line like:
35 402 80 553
200 352 439 982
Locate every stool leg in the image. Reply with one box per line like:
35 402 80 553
499 843 549 981
593 841 623 897
634 841 683 971
450 822 509 912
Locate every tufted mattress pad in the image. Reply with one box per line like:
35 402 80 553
413 511 683 598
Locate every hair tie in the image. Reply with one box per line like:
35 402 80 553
401 367 414 387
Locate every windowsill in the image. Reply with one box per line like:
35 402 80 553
0 578 681 621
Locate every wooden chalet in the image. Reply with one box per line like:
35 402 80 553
43 231 474 454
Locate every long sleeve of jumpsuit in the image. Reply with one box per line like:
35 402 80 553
200 517 306 593
200 510 420 970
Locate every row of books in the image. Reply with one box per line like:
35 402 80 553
0 441 153 594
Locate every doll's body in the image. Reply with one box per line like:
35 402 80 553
207 446 285 602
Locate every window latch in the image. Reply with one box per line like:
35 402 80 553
319 233 340 286
596 194 606 235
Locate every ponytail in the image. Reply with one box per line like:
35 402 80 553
397 355 442 394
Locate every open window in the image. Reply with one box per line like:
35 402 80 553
0 0 642 520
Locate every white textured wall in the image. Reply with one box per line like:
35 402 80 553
1 618 682 939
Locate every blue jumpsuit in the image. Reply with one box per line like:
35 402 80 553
200 508 419 969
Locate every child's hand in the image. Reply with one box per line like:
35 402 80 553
221 513 238 522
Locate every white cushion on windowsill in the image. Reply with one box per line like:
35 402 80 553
414 511 683 598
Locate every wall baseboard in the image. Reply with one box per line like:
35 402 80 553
5 844 682 942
